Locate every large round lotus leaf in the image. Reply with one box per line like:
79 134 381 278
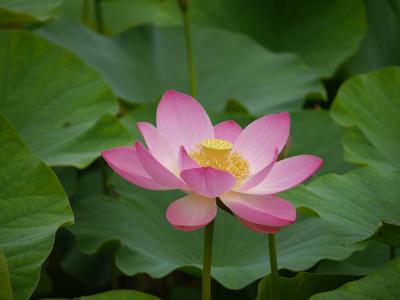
345 0 400 75
284 168 400 245
311 258 400 300
0 114 73 300
39 20 325 115
0 0 62 26
331 67 400 172
0 30 132 168
69 175 358 290
78 0 365 78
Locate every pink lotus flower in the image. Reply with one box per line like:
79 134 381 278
102 91 323 232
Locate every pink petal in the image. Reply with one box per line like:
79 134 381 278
220 192 296 227
178 146 200 171
137 122 177 172
237 217 279 233
214 120 242 144
236 148 278 192
166 193 217 231
102 146 168 190
246 155 323 195
180 167 236 198
135 142 187 189
233 112 290 173
156 90 213 154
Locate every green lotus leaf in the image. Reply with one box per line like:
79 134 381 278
68 174 358 289
311 258 400 300
331 67 400 171
0 0 63 26
0 113 73 300
285 168 400 245
39 20 325 114
345 0 400 74
256 272 358 300
0 30 132 168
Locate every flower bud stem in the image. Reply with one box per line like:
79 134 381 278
179 0 197 97
268 234 280 300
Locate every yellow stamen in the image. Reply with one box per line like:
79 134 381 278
190 138 249 184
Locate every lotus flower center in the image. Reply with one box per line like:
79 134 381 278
190 139 250 183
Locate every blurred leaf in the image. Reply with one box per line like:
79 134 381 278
311 258 400 300
60 241 115 287
88 0 365 78
79 290 160 300
289 110 353 176
0 0 62 26
284 168 400 245
331 67 400 171
68 175 358 289
39 20 325 114
0 113 73 300
0 30 133 168
42 289 160 300
316 241 394 276
189 0 366 78
256 272 358 300
372 222 400 248
53 167 78 197
0 250 12 300
345 0 400 74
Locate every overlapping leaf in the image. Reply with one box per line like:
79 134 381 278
284 168 400 245
0 250 12 300
256 272 357 300
39 20 325 114
69 175 358 289
76 0 366 77
0 114 73 300
345 0 400 74
311 258 400 300
0 30 132 168
0 0 62 26
331 67 400 171
44 289 160 300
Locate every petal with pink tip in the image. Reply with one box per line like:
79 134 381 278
234 112 290 173
166 193 217 231
137 122 177 172
236 148 278 192
180 167 236 198
156 90 213 153
214 120 242 143
220 192 296 227
237 217 279 233
246 155 323 195
102 146 168 190
135 142 187 189
178 146 200 171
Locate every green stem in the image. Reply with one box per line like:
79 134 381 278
82 0 90 25
202 220 214 300
268 234 280 300
390 246 396 259
94 0 104 33
179 1 197 97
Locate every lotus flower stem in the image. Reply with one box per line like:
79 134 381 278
82 0 90 25
202 220 214 300
268 234 280 300
94 0 104 33
179 0 197 97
